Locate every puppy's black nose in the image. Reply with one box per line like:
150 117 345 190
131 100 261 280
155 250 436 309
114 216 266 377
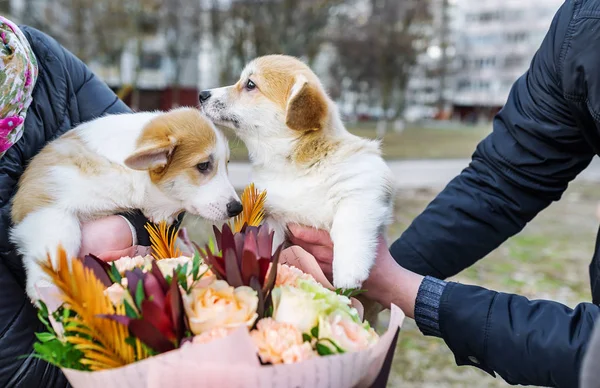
226 200 243 217
199 90 212 103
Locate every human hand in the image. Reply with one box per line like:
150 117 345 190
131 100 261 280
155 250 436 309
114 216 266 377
79 216 151 262
287 224 423 318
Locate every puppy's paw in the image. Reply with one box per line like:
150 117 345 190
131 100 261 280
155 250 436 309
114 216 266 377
332 259 371 290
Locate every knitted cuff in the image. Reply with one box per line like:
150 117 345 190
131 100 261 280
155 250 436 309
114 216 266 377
414 276 447 337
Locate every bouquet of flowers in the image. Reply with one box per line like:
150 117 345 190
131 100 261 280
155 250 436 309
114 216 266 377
31 184 404 388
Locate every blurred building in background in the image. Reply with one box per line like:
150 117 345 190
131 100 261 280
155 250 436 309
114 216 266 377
3 0 565 123
450 0 563 122
404 0 458 122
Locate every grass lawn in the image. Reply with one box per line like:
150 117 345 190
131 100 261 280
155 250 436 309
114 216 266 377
223 123 491 161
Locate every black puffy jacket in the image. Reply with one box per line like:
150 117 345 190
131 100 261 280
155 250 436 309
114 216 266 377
0 26 152 387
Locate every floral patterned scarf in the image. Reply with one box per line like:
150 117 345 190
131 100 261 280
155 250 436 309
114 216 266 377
0 16 38 159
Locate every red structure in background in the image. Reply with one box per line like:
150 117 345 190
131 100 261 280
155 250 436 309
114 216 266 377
113 87 200 111
452 105 502 124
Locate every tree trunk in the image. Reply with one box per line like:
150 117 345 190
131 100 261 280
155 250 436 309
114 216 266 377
131 37 144 111
0 0 11 15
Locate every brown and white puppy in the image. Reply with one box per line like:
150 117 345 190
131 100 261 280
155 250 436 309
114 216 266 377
11 107 241 300
199 55 394 290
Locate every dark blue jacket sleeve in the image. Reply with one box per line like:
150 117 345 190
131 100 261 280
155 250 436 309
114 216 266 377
389 0 595 279
439 282 599 387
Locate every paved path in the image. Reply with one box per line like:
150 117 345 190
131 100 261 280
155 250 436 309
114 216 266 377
229 157 600 190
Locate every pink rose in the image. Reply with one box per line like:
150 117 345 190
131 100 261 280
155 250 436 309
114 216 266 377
274 264 316 287
318 310 379 353
250 318 316 364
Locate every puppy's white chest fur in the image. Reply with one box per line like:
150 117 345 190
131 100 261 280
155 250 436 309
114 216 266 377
256 170 335 230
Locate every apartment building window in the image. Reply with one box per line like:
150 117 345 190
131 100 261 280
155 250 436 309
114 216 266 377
457 80 470 91
140 53 162 70
504 55 523 68
478 11 501 22
505 32 529 43
470 57 497 69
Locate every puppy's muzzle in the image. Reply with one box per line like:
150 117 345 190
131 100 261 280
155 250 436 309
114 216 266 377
199 90 211 103
226 199 243 217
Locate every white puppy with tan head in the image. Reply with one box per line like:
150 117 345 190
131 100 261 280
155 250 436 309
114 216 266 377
200 55 394 290
11 107 241 300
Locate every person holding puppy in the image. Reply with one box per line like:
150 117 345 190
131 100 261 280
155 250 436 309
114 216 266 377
0 17 158 387
289 1 600 387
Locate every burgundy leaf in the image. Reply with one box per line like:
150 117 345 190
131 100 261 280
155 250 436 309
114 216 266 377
212 225 223 251
150 260 169 293
125 269 144 298
250 277 264 320
256 226 272 259
166 270 185 343
201 245 225 279
81 255 112 287
241 248 259 286
262 244 282 295
233 233 245 266
220 224 235 254
143 273 165 309
141 300 175 340
242 229 259 260
258 259 271 287
129 319 175 353
98 314 132 326
224 248 243 287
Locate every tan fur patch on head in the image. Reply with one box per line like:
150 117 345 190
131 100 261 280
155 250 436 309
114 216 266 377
247 55 328 131
286 80 328 131
135 108 218 185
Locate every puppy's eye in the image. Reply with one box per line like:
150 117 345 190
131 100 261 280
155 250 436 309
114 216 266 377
245 79 256 91
197 161 210 172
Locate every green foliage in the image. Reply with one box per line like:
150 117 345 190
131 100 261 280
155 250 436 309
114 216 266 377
335 288 367 298
27 301 88 370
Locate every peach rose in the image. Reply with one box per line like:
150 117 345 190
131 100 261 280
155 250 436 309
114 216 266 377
318 310 378 353
275 264 316 287
192 327 235 344
183 280 258 335
113 255 153 274
250 318 316 364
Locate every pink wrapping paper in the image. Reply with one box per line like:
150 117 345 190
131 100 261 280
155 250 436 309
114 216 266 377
36 284 403 388
35 246 404 388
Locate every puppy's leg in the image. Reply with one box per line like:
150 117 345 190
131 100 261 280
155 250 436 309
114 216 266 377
330 193 392 290
11 208 82 301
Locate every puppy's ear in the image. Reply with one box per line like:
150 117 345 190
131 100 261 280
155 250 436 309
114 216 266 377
125 135 177 171
285 75 328 131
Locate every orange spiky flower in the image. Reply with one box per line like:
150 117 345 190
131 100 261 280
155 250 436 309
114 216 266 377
145 221 181 260
231 183 267 233
40 247 150 370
